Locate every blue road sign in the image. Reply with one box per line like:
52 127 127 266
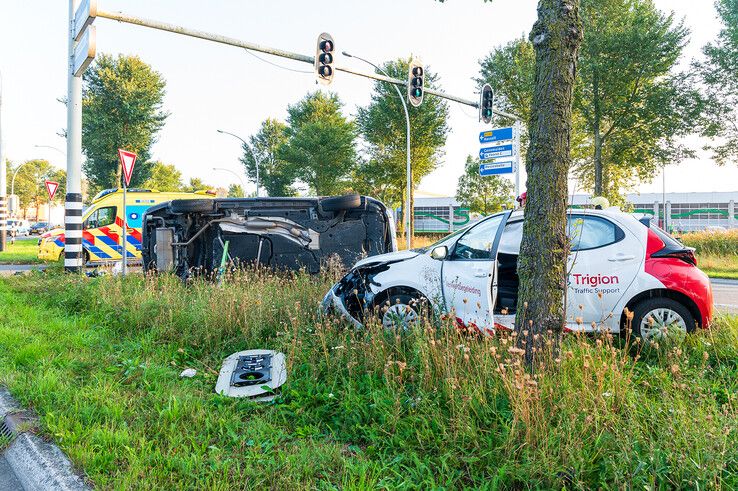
479 144 513 160
479 161 514 176
479 127 514 144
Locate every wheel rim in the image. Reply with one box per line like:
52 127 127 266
382 303 418 330
639 308 687 342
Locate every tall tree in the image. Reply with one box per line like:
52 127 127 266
456 156 514 214
10 160 66 219
82 54 168 193
355 59 450 230
143 162 183 192
227 184 245 198
517 0 583 365
183 177 212 192
280 92 357 195
479 0 700 202
240 118 295 197
697 0 738 165
574 0 698 197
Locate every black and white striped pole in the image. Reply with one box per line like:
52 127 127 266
65 0 96 272
0 69 6 252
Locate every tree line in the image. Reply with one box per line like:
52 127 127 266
70 0 738 214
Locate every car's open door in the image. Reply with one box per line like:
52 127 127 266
441 210 511 334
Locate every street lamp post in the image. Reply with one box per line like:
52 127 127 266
342 51 412 250
217 129 261 197
0 69 6 251
212 167 246 197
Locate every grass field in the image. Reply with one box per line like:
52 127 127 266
0 270 736 489
699 254 738 280
0 238 42 264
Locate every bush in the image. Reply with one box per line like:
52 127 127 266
681 229 738 256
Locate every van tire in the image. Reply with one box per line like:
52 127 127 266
170 199 214 214
320 194 362 212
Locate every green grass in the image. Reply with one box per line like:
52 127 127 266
0 270 737 489
699 254 738 280
682 230 738 256
0 238 43 264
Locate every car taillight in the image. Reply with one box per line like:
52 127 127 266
653 249 697 266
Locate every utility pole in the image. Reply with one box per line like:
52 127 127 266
65 0 85 272
213 167 246 197
0 70 6 252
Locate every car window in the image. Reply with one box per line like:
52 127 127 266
498 220 523 255
567 215 621 251
96 207 116 227
450 214 505 260
85 210 98 229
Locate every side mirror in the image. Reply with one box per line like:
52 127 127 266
430 245 448 260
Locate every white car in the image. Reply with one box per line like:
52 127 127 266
322 208 714 341
7 219 31 236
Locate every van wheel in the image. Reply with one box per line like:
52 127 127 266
631 297 695 342
320 194 362 212
170 199 214 214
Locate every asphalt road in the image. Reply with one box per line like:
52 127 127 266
0 456 23 491
711 278 738 315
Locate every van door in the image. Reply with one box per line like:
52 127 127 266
84 205 120 261
441 211 510 334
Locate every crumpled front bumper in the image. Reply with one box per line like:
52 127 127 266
320 284 364 329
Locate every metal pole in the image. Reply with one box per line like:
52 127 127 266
0 70 6 251
217 129 260 197
343 52 412 250
65 0 84 273
95 8 521 119
514 120 521 200
662 165 666 231
213 167 246 197
122 183 127 276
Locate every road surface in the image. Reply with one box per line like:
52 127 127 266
711 278 738 315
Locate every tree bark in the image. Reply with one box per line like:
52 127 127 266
516 0 583 366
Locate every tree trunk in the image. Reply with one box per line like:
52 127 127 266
516 0 583 366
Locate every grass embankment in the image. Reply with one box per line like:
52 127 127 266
0 270 736 489
682 230 738 280
0 238 42 265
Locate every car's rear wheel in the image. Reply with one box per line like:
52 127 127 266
377 293 424 331
631 297 695 342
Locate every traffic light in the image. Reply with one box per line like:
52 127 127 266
480 83 494 124
315 32 335 85
407 59 424 107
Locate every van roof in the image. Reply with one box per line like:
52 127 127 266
90 188 213 203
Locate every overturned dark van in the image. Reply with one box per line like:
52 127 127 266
141 194 397 277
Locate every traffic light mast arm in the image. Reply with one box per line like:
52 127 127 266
95 8 522 120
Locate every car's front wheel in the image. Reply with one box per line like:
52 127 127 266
631 297 695 342
377 293 424 331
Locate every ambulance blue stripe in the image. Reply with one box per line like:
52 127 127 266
95 234 118 247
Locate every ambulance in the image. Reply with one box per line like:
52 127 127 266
38 188 214 264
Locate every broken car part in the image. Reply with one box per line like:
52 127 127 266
215 350 287 401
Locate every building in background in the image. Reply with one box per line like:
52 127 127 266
411 191 738 235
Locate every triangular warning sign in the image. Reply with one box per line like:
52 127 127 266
45 180 60 201
118 149 138 187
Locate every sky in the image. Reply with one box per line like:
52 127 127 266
1 0 736 198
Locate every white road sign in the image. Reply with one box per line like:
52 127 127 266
74 0 98 42
73 26 96 77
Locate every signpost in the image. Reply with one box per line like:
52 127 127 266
117 149 137 277
478 123 522 199
44 181 59 200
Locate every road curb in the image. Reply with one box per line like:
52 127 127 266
1 387 90 491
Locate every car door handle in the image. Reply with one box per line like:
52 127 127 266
473 268 488 277
608 253 635 262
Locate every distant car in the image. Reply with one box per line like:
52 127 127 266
29 222 50 235
322 208 713 341
141 195 397 278
7 219 31 236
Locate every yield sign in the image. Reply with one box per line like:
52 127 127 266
45 180 60 201
118 149 137 187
